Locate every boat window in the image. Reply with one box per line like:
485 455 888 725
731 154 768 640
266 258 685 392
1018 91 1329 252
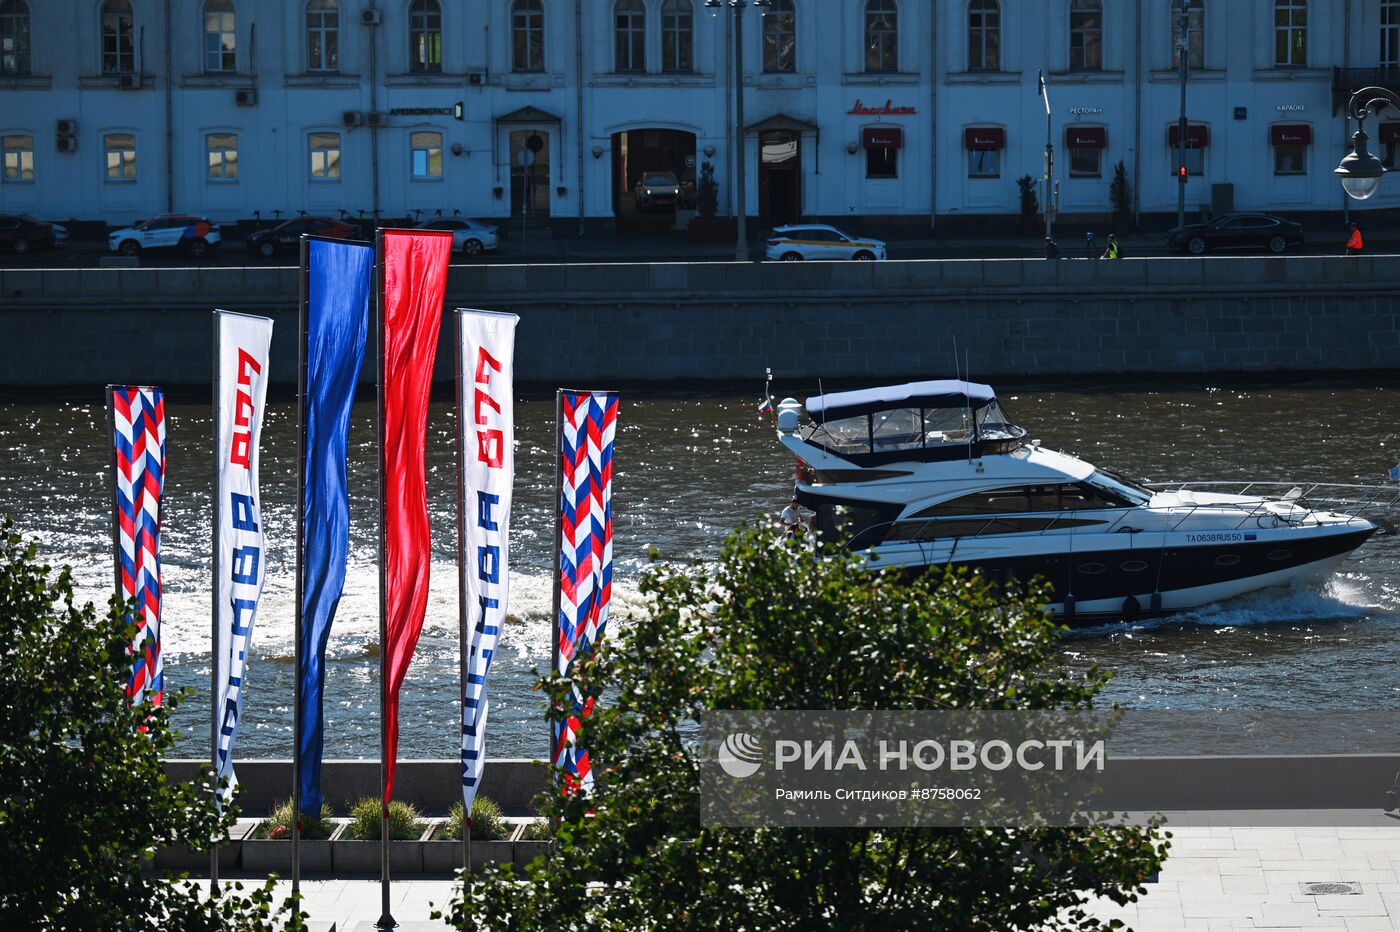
871 408 923 451
885 515 1105 541
913 487 1030 517
1084 469 1152 506
923 407 974 445
974 400 1024 440
809 414 870 452
1060 483 1134 510
815 501 897 547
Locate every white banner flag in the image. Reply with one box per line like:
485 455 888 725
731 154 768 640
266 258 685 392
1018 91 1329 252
213 310 273 798
458 309 519 811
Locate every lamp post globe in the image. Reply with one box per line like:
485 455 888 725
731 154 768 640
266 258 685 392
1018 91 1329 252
1335 128 1386 201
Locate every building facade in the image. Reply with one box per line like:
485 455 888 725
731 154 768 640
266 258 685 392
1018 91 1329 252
1 0 1398 232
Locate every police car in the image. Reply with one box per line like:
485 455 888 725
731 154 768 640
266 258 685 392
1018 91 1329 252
109 215 222 257
764 224 887 262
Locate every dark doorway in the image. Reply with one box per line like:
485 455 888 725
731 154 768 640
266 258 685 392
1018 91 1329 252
509 129 550 221
610 128 697 234
759 130 801 227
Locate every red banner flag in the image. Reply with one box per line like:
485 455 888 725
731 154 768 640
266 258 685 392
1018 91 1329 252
379 228 452 803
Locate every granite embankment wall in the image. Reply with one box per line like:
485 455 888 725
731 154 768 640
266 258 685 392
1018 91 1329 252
166 755 1400 817
4 256 1399 387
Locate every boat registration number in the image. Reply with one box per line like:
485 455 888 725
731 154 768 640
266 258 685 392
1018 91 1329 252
1186 532 1244 543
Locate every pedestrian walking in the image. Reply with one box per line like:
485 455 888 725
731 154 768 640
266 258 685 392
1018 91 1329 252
1345 223 1363 256
1044 236 1060 259
1101 233 1120 259
1085 230 1097 258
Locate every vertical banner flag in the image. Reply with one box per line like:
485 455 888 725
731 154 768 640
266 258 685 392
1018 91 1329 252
110 386 168 707
553 390 620 793
298 238 373 814
457 310 519 811
213 311 273 796
380 228 452 803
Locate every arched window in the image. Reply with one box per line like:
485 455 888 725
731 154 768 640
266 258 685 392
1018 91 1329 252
661 0 693 73
1069 0 1102 70
864 0 897 73
0 0 31 76
511 0 544 72
615 0 645 73
101 0 134 75
762 0 795 73
1385 0 1400 69
410 0 441 73
306 0 339 73
1275 0 1306 66
204 0 236 73
968 0 999 71
1171 0 1203 68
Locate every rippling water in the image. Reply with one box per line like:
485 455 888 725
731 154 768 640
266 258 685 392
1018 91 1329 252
2 383 1399 761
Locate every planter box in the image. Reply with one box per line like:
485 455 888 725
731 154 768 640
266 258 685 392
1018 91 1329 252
152 820 256 873
241 822 345 874
673 210 697 232
688 216 737 244
514 838 551 867
331 823 430 874
421 835 516 873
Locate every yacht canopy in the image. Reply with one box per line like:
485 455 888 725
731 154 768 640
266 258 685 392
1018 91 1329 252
806 380 997 419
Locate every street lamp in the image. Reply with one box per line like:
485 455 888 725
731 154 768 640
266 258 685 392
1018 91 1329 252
1335 86 1400 200
706 0 770 261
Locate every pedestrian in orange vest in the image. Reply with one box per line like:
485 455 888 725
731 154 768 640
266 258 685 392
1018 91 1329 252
1346 223 1363 256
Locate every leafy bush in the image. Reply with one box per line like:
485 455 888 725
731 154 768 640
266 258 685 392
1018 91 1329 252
0 522 307 929
438 797 508 841
1110 160 1132 216
438 525 1169 931
255 800 335 841
518 820 552 841
696 162 719 218
347 797 425 841
1017 174 1040 216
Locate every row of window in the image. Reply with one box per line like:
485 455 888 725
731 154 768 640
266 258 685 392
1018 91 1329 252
3 0 1373 80
0 123 1336 187
0 130 444 183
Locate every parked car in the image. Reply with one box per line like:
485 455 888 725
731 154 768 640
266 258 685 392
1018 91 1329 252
246 216 356 257
109 215 221 257
765 224 888 261
0 214 57 254
636 171 681 209
415 217 499 256
1166 213 1304 255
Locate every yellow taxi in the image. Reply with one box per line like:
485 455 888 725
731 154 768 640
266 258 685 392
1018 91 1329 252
764 224 887 262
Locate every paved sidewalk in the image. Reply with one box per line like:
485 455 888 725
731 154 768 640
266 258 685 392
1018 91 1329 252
202 812 1400 930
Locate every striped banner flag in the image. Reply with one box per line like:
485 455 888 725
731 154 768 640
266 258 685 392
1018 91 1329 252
109 386 167 707
553 390 619 793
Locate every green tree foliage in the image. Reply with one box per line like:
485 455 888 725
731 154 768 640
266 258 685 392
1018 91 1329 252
439 527 1169 931
1110 160 1132 217
1017 174 1041 217
0 524 305 930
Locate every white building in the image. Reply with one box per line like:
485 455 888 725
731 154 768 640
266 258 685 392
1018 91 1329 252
1 0 1398 233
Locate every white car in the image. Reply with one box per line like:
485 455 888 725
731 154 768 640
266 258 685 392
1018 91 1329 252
765 224 887 262
109 215 221 257
416 217 499 256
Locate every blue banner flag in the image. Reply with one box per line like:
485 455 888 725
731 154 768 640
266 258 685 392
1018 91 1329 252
298 238 372 815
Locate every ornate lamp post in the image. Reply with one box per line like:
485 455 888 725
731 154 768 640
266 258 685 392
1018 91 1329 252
706 0 770 261
1335 86 1400 200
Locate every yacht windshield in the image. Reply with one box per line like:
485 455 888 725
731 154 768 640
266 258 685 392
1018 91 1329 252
975 401 1024 440
1085 469 1152 506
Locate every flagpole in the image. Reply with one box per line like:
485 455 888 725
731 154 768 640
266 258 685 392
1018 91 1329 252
374 228 396 931
550 389 563 787
453 310 472 879
210 312 222 904
107 385 120 601
293 237 309 900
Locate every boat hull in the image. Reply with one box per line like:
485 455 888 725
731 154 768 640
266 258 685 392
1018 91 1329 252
888 527 1374 627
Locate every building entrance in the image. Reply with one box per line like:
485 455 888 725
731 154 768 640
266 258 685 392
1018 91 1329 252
759 130 801 227
610 128 697 233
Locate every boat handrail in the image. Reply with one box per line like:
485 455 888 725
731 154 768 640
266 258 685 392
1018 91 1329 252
1142 481 1400 516
841 490 1376 551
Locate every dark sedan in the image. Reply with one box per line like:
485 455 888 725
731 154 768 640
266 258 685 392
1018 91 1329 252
1167 213 1304 255
0 213 57 255
246 216 356 257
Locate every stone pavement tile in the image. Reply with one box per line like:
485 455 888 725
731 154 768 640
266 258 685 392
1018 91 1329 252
1177 879 1227 899
1253 902 1347 927
1166 857 1230 878
1181 895 1273 920
1336 828 1400 839
1311 893 1388 914
1342 918 1398 931
1364 851 1400 871
1217 856 1265 874
1221 875 1270 896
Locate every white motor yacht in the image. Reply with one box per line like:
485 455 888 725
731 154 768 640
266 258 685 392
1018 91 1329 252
773 380 1386 626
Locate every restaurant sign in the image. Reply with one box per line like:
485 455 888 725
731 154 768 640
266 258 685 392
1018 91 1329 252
849 99 916 116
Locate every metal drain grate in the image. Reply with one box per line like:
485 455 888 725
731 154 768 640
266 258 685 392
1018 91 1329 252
1300 881 1361 896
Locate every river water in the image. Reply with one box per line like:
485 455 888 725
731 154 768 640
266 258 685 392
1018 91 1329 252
3 383 1399 762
